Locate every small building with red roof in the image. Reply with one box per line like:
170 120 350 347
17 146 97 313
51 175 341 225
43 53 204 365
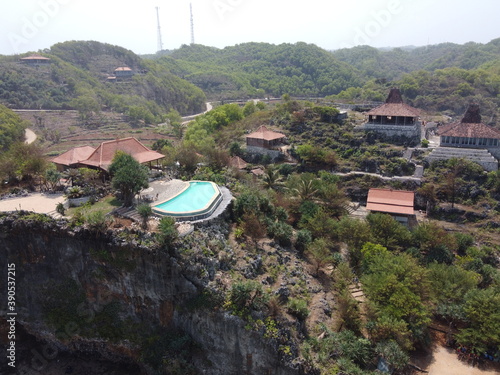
20 54 51 65
246 125 286 149
114 66 134 78
357 88 422 145
366 188 416 226
51 146 96 171
245 125 287 162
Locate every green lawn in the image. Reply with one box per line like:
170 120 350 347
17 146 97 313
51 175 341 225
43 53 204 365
66 195 122 217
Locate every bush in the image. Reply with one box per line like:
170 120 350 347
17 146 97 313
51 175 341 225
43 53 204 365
295 229 312 253
85 210 110 232
267 221 293 247
56 202 65 216
286 297 309 320
227 280 268 315
158 217 178 246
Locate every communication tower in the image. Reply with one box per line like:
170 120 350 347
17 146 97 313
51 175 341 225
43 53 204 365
156 7 164 52
190 3 195 45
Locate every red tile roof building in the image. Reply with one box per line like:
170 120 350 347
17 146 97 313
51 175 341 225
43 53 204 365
367 188 416 226
51 146 96 169
229 156 248 170
52 138 164 173
438 104 500 148
366 88 421 125
20 54 51 64
246 126 286 149
356 88 422 145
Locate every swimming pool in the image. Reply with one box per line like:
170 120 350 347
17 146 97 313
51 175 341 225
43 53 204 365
152 181 222 221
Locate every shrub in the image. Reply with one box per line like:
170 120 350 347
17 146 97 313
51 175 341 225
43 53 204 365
227 280 268 315
158 217 178 246
295 229 312 253
56 202 65 216
286 297 309 320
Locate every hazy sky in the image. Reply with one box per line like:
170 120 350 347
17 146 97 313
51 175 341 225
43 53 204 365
1 0 499 56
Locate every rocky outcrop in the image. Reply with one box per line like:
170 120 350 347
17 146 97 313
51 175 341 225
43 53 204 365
0 212 303 375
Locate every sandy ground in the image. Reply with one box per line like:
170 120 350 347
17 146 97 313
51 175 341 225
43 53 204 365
0 193 65 214
24 128 37 144
419 346 500 375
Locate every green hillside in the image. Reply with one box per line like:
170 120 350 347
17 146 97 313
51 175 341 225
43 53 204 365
0 41 206 117
151 42 362 99
332 38 500 80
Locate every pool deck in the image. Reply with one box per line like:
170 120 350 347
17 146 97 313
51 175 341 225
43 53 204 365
136 179 233 224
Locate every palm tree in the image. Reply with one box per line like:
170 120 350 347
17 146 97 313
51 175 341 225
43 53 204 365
262 165 283 191
292 177 318 203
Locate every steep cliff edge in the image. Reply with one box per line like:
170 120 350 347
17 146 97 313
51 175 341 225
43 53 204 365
0 212 303 375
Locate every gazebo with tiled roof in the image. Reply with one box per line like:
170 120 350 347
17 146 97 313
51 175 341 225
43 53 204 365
366 88 421 126
356 88 423 144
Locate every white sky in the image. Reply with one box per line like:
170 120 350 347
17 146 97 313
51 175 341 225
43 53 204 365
1 0 499 56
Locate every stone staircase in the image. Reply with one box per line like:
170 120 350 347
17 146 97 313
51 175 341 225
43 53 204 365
426 147 498 171
113 206 142 222
46 210 65 220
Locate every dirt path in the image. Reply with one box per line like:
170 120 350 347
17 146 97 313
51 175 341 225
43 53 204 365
420 346 500 375
24 128 37 144
0 193 65 214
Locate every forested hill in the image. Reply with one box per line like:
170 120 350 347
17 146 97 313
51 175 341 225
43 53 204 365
151 42 362 99
332 38 500 81
0 41 206 116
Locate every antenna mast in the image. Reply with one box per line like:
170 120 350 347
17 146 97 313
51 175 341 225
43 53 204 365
156 6 164 52
190 3 195 45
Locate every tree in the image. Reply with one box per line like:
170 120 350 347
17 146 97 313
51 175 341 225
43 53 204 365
455 287 500 353
427 263 480 324
137 203 153 230
262 165 283 191
366 213 411 251
109 152 149 207
362 252 431 348
305 238 336 276
158 216 178 247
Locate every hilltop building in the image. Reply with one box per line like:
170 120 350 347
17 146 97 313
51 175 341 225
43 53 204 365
51 138 164 175
114 67 135 78
426 104 499 171
366 188 416 227
20 54 51 65
356 88 422 145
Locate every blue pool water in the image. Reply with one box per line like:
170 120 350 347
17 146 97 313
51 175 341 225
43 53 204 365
154 181 217 213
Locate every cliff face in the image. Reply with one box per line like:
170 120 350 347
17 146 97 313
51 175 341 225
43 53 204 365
0 213 300 375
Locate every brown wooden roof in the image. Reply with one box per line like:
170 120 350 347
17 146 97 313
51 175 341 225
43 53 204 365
20 54 51 61
367 88 420 117
366 188 415 216
78 137 164 171
229 156 248 169
246 125 285 141
438 104 500 139
51 146 96 167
